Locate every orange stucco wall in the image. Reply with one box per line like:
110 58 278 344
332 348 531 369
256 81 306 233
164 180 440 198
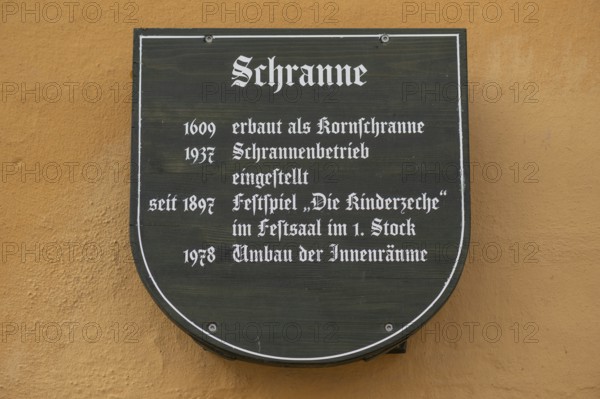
1 1 598 397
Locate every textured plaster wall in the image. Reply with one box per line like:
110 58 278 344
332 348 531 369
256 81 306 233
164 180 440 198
1 0 598 397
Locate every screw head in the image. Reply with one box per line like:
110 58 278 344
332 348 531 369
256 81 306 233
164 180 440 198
208 323 217 333
380 34 390 44
385 323 394 332
205 35 214 44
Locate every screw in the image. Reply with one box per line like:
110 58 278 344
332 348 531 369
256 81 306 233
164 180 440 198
385 323 394 332
208 323 217 333
380 34 390 44
205 35 214 44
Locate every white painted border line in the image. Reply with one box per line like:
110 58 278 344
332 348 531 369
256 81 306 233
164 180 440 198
136 33 465 362
140 33 461 40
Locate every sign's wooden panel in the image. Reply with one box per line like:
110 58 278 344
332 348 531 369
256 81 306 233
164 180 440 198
130 29 470 366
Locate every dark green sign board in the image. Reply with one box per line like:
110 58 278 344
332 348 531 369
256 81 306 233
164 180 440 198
130 29 470 366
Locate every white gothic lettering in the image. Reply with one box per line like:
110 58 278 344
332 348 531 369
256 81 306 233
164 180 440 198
231 55 368 94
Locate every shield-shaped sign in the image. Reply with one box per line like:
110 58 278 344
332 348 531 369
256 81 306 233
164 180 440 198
131 29 470 366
